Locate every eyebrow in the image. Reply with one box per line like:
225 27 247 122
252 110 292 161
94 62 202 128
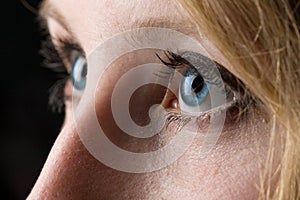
39 1 232 79
39 0 199 40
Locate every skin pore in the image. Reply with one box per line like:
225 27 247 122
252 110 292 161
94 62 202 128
28 0 276 199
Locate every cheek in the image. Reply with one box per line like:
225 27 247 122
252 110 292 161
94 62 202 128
38 109 271 200
35 47 275 199
57 58 273 199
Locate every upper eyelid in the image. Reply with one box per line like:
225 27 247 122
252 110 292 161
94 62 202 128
48 36 84 72
40 2 236 86
53 37 84 56
157 51 248 95
39 0 75 40
39 2 84 58
39 0 234 71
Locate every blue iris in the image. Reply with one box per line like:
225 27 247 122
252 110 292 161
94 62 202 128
71 55 87 91
180 67 209 107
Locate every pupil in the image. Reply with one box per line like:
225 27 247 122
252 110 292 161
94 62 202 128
81 63 87 78
192 75 204 93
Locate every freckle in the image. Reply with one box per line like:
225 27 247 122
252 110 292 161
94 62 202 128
197 114 210 131
105 0 113 8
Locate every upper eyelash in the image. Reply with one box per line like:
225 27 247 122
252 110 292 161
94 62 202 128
156 50 257 120
155 50 189 68
41 35 85 113
156 50 248 96
40 35 67 73
43 35 256 119
52 37 84 63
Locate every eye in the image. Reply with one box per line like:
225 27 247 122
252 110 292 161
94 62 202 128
179 66 210 107
157 51 238 115
71 55 87 91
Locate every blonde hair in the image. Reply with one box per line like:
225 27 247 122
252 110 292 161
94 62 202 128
178 0 300 199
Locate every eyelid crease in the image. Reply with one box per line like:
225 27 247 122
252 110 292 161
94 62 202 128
156 50 255 109
39 0 76 41
155 50 258 132
158 51 248 95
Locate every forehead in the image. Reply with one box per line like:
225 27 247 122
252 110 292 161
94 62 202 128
41 0 195 54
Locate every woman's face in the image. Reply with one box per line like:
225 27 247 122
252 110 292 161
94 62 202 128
29 0 275 199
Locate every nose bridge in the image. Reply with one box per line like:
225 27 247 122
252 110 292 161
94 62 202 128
27 88 199 200
27 122 173 199
27 122 123 199
27 123 93 199
27 50 189 199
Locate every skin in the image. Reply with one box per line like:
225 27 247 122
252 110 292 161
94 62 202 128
28 0 274 199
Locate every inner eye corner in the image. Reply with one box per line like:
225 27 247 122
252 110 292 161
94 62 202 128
161 89 180 112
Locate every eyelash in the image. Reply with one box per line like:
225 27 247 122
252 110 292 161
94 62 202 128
40 35 83 113
42 35 256 131
156 51 256 130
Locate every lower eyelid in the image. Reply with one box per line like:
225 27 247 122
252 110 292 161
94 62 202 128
165 102 243 137
155 54 257 135
161 82 245 126
62 49 255 128
64 80 73 101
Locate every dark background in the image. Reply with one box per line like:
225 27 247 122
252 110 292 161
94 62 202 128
1 1 64 199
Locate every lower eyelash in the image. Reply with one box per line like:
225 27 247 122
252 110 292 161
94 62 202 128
42 34 256 134
165 111 191 132
48 78 68 113
156 50 257 132
164 98 255 136
41 35 69 113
